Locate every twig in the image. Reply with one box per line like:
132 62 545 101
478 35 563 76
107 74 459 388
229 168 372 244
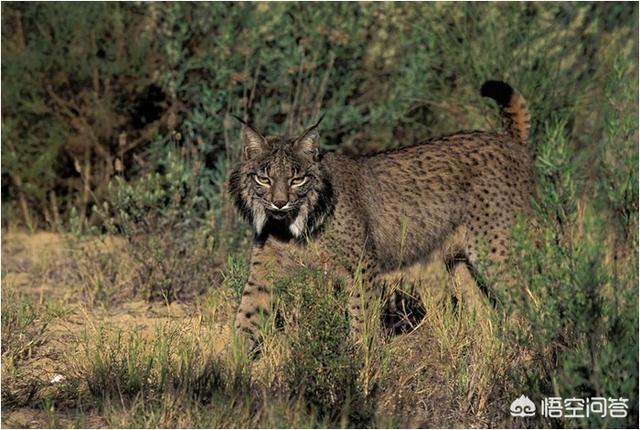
313 50 335 121
247 57 262 112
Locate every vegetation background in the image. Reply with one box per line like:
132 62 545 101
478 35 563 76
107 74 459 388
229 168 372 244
1 2 638 428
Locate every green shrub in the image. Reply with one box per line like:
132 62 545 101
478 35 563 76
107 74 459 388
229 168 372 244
95 140 221 302
5 2 636 230
497 56 638 427
277 269 373 426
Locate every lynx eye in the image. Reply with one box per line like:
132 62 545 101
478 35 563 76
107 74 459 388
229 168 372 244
290 176 307 187
254 175 271 186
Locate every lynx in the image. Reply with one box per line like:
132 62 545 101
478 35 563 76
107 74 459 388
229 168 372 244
228 80 534 350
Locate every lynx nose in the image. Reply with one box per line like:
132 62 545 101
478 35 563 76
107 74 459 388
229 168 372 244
273 200 287 209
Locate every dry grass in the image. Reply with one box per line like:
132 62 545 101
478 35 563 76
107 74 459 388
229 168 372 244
0 232 483 428
1 228 635 428
1 232 231 427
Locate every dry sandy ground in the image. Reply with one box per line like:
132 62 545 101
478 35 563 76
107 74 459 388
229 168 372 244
1 232 232 427
1 231 499 428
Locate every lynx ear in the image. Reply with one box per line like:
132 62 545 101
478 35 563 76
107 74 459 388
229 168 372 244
293 114 324 161
235 117 269 160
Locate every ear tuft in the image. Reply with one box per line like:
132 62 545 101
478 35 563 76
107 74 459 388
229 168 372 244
294 129 319 160
240 124 268 160
293 115 324 160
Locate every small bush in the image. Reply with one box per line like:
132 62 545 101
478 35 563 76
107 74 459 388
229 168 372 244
496 64 639 427
95 140 222 302
275 269 374 426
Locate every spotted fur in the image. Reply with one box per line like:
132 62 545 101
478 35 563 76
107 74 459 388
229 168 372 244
228 80 535 351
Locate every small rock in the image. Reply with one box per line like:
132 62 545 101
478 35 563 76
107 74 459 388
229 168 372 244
50 374 65 384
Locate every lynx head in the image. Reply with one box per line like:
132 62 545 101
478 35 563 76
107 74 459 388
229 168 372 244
228 117 333 238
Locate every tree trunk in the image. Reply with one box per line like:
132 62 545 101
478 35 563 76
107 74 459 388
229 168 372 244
12 174 34 230
50 191 62 231
79 150 92 225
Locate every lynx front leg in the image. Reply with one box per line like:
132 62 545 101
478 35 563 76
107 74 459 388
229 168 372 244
348 257 380 341
234 245 276 352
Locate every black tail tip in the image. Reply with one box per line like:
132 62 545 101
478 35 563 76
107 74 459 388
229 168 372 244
480 80 514 107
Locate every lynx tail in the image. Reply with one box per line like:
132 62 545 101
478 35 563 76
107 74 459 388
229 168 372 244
481 80 531 145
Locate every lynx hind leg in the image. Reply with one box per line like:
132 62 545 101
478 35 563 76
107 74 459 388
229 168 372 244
442 226 490 315
444 254 490 315
465 205 525 299
446 213 523 314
